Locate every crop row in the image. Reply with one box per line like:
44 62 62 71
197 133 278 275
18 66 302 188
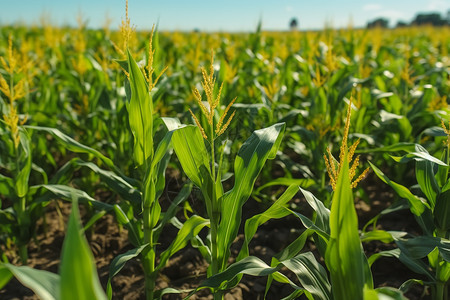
0 9 449 300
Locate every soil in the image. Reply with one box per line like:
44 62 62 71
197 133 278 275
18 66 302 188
0 173 436 300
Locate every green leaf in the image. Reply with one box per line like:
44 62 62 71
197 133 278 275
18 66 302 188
126 50 153 166
290 211 330 241
369 162 430 217
160 117 182 131
107 244 149 299
435 189 450 231
368 249 434 281
154 183 193 240
361 230 395 243
325 151 367 300
199 256 282 290
157 215 210 270
364 287 407 300
60 203 107 300
391 151 447 167
0 265 13 289
275 230 312 262
254 178 315 194
197 253 329 298
24 125 119 174
237 184 299 261
399 279 424 294
358 142 417 154
71 159 140 203
15 129 32 197
113 204 142 247
282 252 332 300
299 187 330 233
172 125 210 188
290 188 331 257
395 236 450 262
411 145 441 208
39 184 113 212
0 263 60 300
217 123 285 271
150 129 175 201
0 173 14 199
153 287 191 300
171 125 215 218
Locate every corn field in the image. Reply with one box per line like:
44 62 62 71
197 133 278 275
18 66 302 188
0 5 449 300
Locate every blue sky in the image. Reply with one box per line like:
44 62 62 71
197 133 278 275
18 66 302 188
0 0 448 31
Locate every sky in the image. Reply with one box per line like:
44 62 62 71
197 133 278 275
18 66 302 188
0 0 449 32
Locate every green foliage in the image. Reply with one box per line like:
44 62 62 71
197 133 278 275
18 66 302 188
0 202 107 300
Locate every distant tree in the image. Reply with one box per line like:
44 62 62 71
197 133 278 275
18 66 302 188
412 13 447 26
367 18 389 28
396 21 408 28
289 18 298 31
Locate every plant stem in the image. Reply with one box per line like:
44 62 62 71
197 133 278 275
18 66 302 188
213 290 224 300
143 176 156 300
142 219 156 300
435 229 447 300
208 123 223 299
209 124 219 276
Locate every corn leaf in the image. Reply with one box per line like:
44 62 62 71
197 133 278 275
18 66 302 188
0 173 14 198
290 211 331 241
67 158 140 203
435 189 450 231
299 187 330 233
358 142 417 154
395 236 450 262
217 123 285 271
369 161 434 235
237 184 299 260
325 153 367 300
254 178 315 193
0 265 13 288
390 151 447 166
368 248 434 281
150 129 175 200
39 184 113 212
112 204 142 247
416 160 439 207
15 129 32 198
60 203 107 300
24 125 120 175
106 244 149 300
126 50 153 166
364 287 407 300
157 215 210 270
154 183 193 240
172 125 210 189
197 253 329 299
0 264 60 300
199 256 282 289
171 125 215 218
282 252 332 300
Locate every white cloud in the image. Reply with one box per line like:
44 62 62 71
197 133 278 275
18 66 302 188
285 6 293 12
363 4 382 11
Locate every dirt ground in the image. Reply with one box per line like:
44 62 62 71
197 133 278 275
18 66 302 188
0 174 433 300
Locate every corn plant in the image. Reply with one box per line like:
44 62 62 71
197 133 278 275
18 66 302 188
194 101 405 299
170 53 286 298
99 25 213 299
0 200 107 300
0 35 38 263
366 127 450 299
